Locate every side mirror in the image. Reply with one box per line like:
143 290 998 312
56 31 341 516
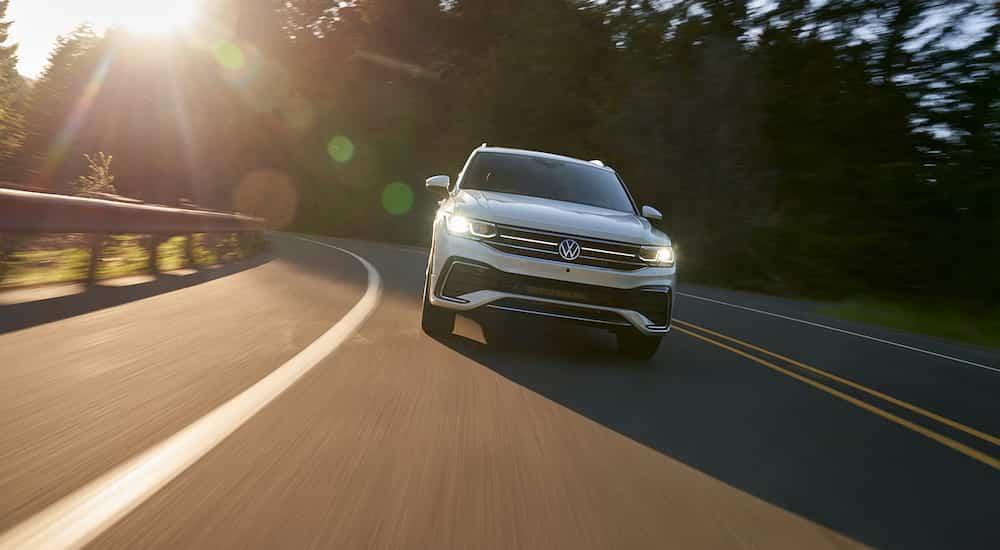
641 205 663 221
425 175 450 196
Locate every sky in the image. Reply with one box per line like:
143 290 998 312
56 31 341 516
8 0 200 79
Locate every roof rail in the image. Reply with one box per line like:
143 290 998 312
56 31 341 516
479 142 488 149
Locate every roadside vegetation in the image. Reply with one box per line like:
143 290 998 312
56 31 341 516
0 234 241 288
819 300 1000 351
684 263 1000 350
73 151 116 196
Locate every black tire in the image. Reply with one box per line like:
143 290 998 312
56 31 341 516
616 329 662 360
421 275 455 337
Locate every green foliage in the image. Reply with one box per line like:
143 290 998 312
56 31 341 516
17 26 100 189
0 0 25 171
74 152 116 195
190 234 219 267
95 236 150 279
157 236 189 272
0 235 215 287
0 248 90 288
821 299 1000 351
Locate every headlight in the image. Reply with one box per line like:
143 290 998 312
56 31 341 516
444 214 496 239
446 214 471 235
638 245 674 267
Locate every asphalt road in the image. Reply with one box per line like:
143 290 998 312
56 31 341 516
0 233 997 549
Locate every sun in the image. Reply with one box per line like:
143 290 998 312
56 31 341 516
108 0 199 35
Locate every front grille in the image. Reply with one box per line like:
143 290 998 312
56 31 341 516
439 259 671 326
484 224 647 271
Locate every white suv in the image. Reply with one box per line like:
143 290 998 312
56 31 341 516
422 146 676 359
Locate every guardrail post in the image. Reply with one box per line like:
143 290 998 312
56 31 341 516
185 234 198 269
147 235 162 275
86 235 104 286
238 232 250 258
0 235 12 285
202 233 216 265
216 233 228 264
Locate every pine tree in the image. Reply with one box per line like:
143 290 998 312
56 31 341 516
0 0 25 174
74 152 115 195
17 26 99 189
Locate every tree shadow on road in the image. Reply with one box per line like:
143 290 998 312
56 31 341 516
447 311 661 368
430 310 995 550
436 311 699 451
0 253 273 334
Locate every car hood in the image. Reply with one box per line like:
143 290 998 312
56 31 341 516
450 190 670 245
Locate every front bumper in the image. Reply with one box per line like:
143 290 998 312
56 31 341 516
428 231 676 335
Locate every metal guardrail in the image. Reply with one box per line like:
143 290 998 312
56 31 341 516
0 188 262 234
0 188 265 285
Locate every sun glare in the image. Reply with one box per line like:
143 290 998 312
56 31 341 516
109 0 199 35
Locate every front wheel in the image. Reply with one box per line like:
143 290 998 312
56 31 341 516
616 330 662 360
421 275 455 337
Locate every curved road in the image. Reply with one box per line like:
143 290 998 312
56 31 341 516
0 233 997 549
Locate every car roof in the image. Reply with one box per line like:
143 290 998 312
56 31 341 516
476 146 614 172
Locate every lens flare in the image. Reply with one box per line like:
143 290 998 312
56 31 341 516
327 136 355 163
214 42 245 71
234 170 299 229
381 182 414 215
280 97 315 132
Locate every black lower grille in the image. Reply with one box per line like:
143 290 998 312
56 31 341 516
489 298 631 326
440 262 492 299
439 259 671 326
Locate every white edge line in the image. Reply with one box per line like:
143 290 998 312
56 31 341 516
677 292 1000 374
0 237 381 550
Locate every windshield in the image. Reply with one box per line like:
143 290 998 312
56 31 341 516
461 152 636 214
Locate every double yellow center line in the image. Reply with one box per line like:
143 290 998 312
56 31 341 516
673 319 1000 470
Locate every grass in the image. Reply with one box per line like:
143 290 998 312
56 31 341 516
0 248 91 288
820 299 1000 350
157 236 190 272
0 234 254 289
96 236 154 280
683 265 1000 351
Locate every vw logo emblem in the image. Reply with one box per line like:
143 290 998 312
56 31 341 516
558 239 581 261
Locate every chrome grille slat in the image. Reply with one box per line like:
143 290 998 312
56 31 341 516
579 246 635 258
488 223 646 271
498 225 635 246
499 234 559 247
491 242 560 255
